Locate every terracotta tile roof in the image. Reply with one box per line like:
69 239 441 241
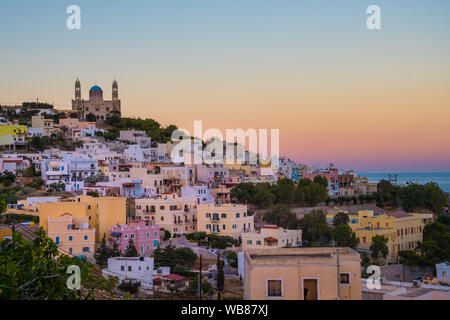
264 237 278 242
261 225 280 230
163 274 185 281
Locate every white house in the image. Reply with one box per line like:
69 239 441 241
181 185 215 204
102 256 154 290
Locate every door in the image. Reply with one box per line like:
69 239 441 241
55 236 60 244
303 279 318 300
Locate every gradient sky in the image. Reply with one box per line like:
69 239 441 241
1 0 450 171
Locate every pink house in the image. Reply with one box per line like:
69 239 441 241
109 220 160 256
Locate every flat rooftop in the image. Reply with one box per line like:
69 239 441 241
245 247 359 261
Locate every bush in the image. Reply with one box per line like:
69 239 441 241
118 280 140 295
163 230 171 241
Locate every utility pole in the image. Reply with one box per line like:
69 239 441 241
11 219 16 248
217 250 221 300
198 255 202 300
336 248 341 300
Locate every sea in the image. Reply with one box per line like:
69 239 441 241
358 172 450 194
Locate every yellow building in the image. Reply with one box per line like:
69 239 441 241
0 124 28 147
135 193 197 236
242 225 302 249
0 227 13 241
197 203 254 239
350 210 432 263
47 213 95 257
39 195 126 243
243 247 362 300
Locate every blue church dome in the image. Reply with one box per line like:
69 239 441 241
90 85 102 92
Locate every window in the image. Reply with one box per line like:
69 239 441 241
153 240 158 247
124 234 128 240
256 240 261 245
222 224 226 230
247 240 252 245
236 213 240 218
340 273 351 284
206 224 211 229
146 232 150 238
82 247 90 252
131 234 135 239
84 235 88 240
69 236 73 241
128 266 132 271
69 248 73 254
206 213 211 218
267 279 282 297
221 213 227 218
121 265 125 271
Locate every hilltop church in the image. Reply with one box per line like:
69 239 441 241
71 78 121 121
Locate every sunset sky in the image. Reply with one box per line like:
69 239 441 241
1 0 449 171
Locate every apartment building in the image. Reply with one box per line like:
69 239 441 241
243 247 362 300
119 130 151 148
129 166 165 196
39 195 126 242
47 213 95 257
0 157 30 174
350 210 432 263
181 185 215 204
0 124 28 148
160 165 196 187
41 160 70 188
197 203 254 239
242 225 302 249
109 220 160 256
135 193 197 236
31 115 55 136
197 165 230 188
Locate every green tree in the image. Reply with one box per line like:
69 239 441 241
225 251 238 268
331 225 359 249
263 205 298 229
370 235 389 262
0 228 94 300
163 230 171 241
298 210 331 246
230 183 255 204
123 239 139 257
417 222 450 264
253 183 276 209
302 182 328 207
313 175 328 188
94 234 112 267
217 260 224 295
111 241 121 257
275 178 296 204
85 113 96 122
333 212 349 227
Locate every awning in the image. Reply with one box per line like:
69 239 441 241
110 232 122 237
264 237 278 242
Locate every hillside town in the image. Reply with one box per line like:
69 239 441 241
0 82 449 301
